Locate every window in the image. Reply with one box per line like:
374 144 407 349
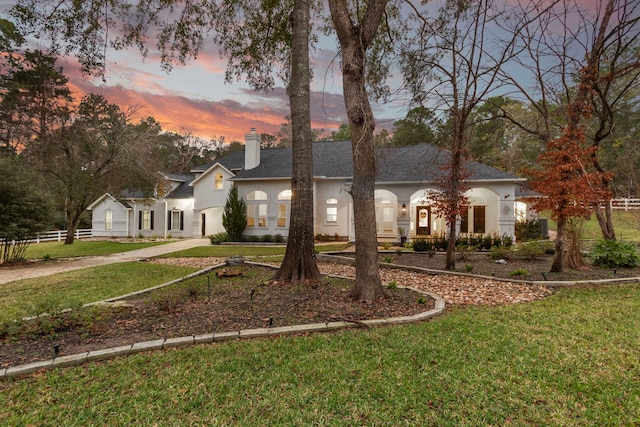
460 207 469 233
215 173 224 190
105 210 113 230
139 210 154 230
277 190 291 228
473 206 486 234
326 198 338 223
247 190 268 228
169 210 183 230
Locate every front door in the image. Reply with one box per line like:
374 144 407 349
416 206 431 235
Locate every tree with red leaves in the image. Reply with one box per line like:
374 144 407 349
527 120 612 272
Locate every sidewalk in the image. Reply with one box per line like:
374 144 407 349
0 239 211 285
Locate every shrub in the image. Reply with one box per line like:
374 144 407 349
412 238 434 252
589 239 640 268
509 268 529 277
273 234 284 243
501 234 514 248
489 245 513 260
515 240 546 260
261 234 273 243
208 232 229 245
222 183 247 241
515 219 545 242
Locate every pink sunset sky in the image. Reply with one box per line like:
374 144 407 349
0 0 405 143
59 45 398 142
1 0 606 142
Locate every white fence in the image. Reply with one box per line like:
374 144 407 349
610 198 640 211
30 229 92 243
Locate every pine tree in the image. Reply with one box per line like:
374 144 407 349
222 183 246 241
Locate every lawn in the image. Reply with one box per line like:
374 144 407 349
1 283 638 425
160 242 351 258
0 263 199 323
24 240 171 260
542 210 640 242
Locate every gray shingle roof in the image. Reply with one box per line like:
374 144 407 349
216 140 521 183
191 151 245 173
166 180 194 199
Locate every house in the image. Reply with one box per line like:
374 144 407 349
87 173 195 239
89 128 525 242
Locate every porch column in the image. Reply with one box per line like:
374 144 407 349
192 209 202 238
397 200 411 244
498 196 516 243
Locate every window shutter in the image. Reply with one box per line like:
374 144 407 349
180 211 184 230
168 211 171 230
150 211 155 230
138 211 142 230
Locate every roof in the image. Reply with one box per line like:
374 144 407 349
191 151 245 173
166 180 194 199
217 140 523 183
87 193 132 211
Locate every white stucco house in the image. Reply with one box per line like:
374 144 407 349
88 128 526 242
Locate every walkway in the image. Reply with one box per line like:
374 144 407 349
0 239 211 285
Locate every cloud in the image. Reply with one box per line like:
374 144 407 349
55 37 399 143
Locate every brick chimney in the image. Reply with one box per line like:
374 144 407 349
244 127 261 170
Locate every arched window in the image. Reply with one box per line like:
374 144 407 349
277 190 292 228
246 190 268 227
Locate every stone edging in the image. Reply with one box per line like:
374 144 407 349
1 263 445 379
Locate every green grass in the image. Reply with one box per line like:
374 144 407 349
0 263 198 322
162 242 351 258
25 240 170 260
2 283 639 425
541 210 640 242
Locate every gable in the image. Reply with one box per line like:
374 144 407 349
87 193 131 211
190 162 235 187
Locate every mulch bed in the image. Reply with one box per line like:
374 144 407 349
0 264 433 369
3 250 638 370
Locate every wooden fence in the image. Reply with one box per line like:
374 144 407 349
610 198 640 211
30 229 92 243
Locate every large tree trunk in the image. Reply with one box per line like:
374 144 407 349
343 50 389 302
445 223 456 270
328 0 390 303
64 208 83 245
594 201 616 241
565 217 585 269
550 217 566 272
273 0 321 283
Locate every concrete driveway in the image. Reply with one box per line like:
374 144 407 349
0 239 211 285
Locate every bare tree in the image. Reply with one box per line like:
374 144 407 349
11 0 322 280
400 0 524 270
501 0 640 270
328 0 391 302
273 0 322 282
502 0 639 242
